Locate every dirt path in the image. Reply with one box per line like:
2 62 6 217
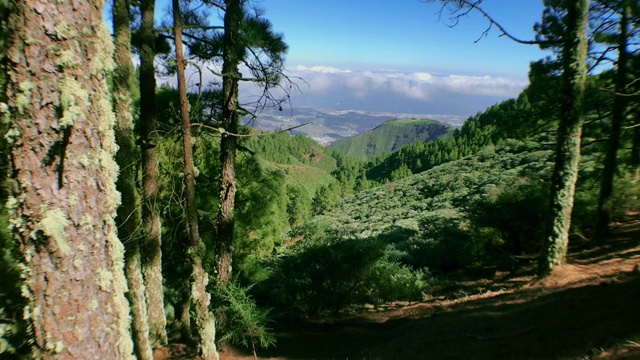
164 217 640 360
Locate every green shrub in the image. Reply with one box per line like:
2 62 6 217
467 181 549 256
258 236 430 317
215 283 275 351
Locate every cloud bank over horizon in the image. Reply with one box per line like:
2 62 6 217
273 65 527 116
162 63 529 118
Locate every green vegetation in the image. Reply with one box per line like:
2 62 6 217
2 0 639 357
328 118 453 161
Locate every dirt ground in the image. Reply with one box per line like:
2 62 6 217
157 215 640 360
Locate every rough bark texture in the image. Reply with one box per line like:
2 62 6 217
138 0 168 346
113 0 153 358
596 0 631 238
3 0 135 357
173 1 218 358
539 0 590 276
215 0 243 286
633 122 640 182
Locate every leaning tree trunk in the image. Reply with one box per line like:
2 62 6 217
172 1 218 359
113 0 154 358
596 0 631 238
539 0 590 276
138 0 168 346
215 0 243 286
3 0 134 357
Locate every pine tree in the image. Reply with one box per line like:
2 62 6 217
3 0 134 356
539 0 591 275
172 0 218 357
138 0 168 346
113 0 154 357
595 0 634 237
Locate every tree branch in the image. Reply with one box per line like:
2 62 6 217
191 122 309 137
429 0 561 46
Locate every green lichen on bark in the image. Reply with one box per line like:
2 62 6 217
53 21 78 40
37 208 71 255
15 81 34 114
59 76 88 128
96 268 114 291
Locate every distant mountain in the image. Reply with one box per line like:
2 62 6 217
327 119 454 161
244 107 465 145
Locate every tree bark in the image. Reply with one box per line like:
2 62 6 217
138 0 168 346
596 0 631 238
173 1 219 358
539 0 590 276
633 120 640 182
4 0 134 357
215 0 243 286
113 0 154 358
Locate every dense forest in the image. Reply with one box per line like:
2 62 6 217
0 0 639 359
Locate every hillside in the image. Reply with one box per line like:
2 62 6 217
247 107 465 145
217 214 640 360
327 118 453 161
320 140 552 241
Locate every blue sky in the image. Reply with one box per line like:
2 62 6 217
115 0 552 117
260 0 547 77
247 0 551 116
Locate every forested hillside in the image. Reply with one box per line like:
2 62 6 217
327 118 453 160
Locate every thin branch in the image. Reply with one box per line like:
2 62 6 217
156 24 224 33
191 122 309 137
432 0 561 46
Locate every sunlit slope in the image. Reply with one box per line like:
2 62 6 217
327 119 453 161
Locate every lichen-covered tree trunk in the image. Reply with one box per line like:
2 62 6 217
3 0 135 357
633 121 640 182
596 0 631 238
215 0 243 286
539 0 590 276
172 1 218 358
113 0 154 358
138 0 168 346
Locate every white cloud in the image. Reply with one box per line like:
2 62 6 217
293 65 353 74
288 65 526 101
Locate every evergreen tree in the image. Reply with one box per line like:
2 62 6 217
172 0 218 357
113 0 153 357
3 0 134 356
138 0 168 346
539 0 591 275
595 0 636 237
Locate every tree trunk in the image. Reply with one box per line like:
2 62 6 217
138 0 168 346
173 1 219 359
633 121 640 182
215 0 243 286
539 0 590 276
113 0 154 358
4 0 134 357
596 0 631 238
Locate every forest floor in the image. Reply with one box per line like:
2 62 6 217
157 214 640 360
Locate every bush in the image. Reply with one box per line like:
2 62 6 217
258 236 430 317
468 181 549 256
215 283 275 352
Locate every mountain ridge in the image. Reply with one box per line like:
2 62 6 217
327 118 454 160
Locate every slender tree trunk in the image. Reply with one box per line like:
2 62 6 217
215 0 243 286
113 0 154 358
139 0 168 346
173 1 218 359
633 120 640 182
4 0 134 357
539 0 590 276
596 0 631 238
